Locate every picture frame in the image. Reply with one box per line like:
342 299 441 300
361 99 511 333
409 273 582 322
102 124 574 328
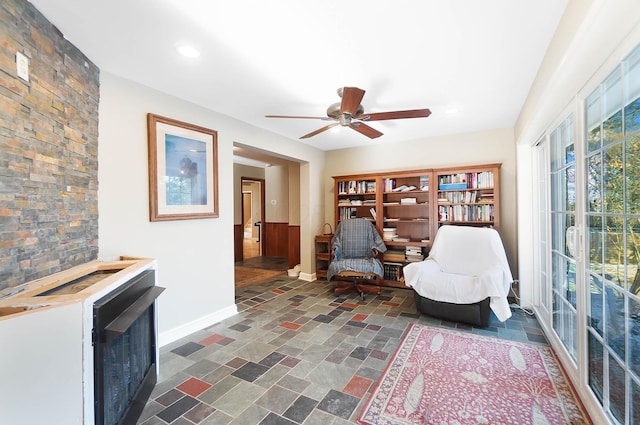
147 113 219 221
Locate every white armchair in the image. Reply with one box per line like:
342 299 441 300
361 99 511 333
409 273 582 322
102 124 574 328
403 225 513 326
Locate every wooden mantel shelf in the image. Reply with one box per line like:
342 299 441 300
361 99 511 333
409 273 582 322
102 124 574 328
0 256 156 320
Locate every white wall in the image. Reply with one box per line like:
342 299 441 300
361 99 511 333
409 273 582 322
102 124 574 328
324 128 517 277
98 73 325 344
265 165 289 222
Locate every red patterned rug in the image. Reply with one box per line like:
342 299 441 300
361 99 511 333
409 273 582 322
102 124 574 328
358 323 590 425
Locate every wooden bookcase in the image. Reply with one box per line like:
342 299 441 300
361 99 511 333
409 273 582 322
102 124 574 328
332 163 500 288
435 163 500 231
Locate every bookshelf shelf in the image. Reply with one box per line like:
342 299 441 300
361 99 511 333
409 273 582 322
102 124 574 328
332 164 500 288
314 234 332 280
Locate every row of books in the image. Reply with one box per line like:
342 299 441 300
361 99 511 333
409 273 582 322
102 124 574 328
337 180 376 195
383 262 404 282
337 197 376 206
438 172 494 189
381 177 430 193
438 191 492 204
438 204 494 222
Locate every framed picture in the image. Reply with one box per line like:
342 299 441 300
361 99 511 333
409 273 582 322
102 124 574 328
147 113 219 221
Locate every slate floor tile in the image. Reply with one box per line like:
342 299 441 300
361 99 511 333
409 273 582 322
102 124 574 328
157 395 200 423
258 412 297 425
172 341 205 357
231 361 270 382
282 395 318 424
316 389 360 420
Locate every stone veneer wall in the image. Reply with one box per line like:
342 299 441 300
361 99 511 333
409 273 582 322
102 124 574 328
0 0 99 290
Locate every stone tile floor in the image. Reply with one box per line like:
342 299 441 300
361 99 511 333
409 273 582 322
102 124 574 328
138 271 546 424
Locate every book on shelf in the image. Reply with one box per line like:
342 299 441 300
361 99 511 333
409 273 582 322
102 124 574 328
405 255 424 262
419 175 429 191
400 197 417 204
369 207 377 220
392 236 411 242
392 185 408 192
383 250 405 262
382 178 396 192
383 262 404 281
405 245 424 262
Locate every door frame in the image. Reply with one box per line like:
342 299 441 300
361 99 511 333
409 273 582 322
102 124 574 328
240 177 265 260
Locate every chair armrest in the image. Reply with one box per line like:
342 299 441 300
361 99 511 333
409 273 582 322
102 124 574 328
403 259 441 288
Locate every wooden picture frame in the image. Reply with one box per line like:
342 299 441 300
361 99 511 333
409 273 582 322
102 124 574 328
147 113 219 221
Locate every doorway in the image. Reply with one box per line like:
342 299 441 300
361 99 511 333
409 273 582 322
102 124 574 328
241 178 264 260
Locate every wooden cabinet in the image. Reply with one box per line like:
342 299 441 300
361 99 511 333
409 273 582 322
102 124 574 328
332 163 500 287
315 234 332 280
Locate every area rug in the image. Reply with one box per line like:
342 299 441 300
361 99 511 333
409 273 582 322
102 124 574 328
358 323 589 425
234 267 285 288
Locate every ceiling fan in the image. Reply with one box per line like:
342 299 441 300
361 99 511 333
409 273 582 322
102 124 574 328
265 87 431 140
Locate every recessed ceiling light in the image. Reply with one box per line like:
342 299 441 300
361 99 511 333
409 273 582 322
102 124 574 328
177 45 200 58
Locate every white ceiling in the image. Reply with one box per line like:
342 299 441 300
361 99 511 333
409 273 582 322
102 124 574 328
29 0 567 153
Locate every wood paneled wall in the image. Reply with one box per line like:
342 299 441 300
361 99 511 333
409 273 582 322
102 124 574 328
288 225 300 268
264 222 289 257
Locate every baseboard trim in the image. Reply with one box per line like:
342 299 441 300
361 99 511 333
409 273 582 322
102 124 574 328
298 272 315 282
158 304 238 347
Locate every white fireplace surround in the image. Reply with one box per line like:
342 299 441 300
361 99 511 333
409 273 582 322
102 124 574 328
0 258 158 425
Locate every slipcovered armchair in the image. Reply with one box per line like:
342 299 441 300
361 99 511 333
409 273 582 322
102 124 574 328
403 225 513 326
327 218 387 299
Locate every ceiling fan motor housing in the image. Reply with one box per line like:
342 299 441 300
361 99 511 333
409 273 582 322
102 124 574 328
327 102 364 125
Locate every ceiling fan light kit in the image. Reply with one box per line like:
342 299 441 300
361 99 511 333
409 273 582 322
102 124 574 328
266 86 431 140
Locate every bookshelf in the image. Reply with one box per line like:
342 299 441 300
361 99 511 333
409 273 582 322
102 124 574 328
435 164 500 231
315 234 332 280
332 164 501 288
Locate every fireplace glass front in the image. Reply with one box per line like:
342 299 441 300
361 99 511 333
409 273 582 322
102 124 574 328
93 270 163 425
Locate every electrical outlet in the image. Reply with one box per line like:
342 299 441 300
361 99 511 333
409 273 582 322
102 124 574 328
16 52 29 82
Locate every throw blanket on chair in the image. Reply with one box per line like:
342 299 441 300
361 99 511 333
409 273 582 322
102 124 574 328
327 218 387 281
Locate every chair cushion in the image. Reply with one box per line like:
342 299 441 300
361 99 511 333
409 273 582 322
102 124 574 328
329 258 384 280
404 259 511 321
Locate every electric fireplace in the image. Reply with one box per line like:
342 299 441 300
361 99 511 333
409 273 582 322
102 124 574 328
93 269 164 425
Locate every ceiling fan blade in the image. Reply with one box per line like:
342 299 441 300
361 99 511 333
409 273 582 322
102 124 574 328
362 108 432 121
340 87 366 116
349 122 383 139
300 123 339 139
265 115 333 120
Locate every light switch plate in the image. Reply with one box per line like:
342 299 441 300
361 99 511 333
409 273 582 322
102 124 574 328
16 52 29 82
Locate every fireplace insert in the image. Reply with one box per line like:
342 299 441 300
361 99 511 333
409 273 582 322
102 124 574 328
93 269 164 425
